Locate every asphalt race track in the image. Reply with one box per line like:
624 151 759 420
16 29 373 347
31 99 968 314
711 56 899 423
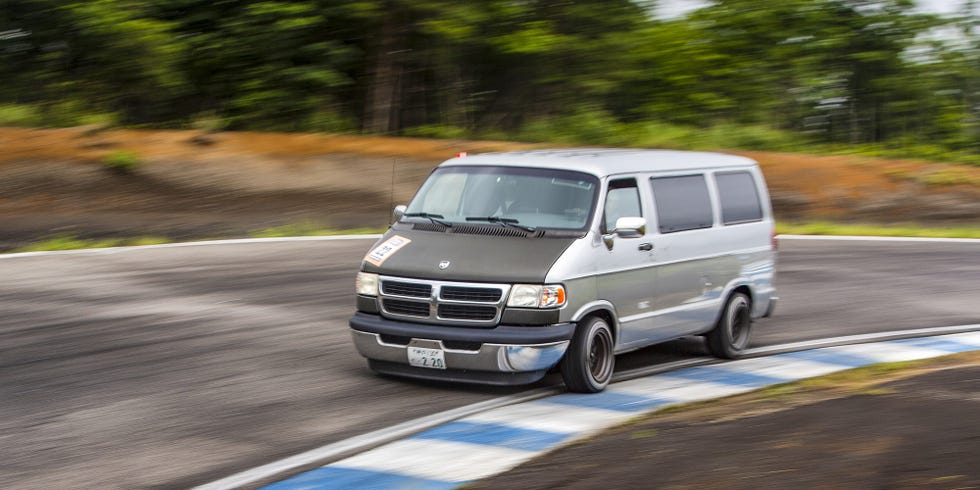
2 237 978 489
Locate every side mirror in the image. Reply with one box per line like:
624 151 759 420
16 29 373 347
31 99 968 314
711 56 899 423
602 216 646 250
393 204 407 221
614 217 646 238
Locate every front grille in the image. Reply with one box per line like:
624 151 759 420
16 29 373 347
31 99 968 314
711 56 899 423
381 280 432 298
377 276 508 326
440 286 502 302
382 299 430 317
438 304 497 321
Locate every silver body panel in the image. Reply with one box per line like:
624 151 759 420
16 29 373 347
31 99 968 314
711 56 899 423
546 163 776 355
350 149 777 380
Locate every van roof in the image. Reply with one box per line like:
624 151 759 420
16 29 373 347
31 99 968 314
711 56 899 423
441 149 758 177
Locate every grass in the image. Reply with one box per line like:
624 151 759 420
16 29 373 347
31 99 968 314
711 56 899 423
476 116 980 166
757 359 920 398
776 222 980 239
248 222 386 238
12 235 170 253
253 221 980 240
7 225 386 253
7 221 976 253
758 353 974 398
882 166 980 187
0 103 43 127
102 150 142 174
632 351 976 421
0 102 118 128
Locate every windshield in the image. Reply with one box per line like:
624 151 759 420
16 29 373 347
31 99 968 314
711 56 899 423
404 165 599 230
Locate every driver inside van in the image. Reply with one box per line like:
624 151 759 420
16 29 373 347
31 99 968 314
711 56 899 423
493 177 523 216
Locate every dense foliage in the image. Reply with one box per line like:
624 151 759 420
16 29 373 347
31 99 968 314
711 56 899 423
1 0 977 158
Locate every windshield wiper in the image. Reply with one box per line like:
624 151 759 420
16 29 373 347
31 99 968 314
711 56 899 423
465 216 536 233
403 212 452 227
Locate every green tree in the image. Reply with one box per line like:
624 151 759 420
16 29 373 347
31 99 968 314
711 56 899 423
0 0 186 124
153 0 358 130
0 0 976 159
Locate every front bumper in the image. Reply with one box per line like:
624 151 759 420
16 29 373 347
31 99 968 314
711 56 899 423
349 312 574 385
763 295 779 318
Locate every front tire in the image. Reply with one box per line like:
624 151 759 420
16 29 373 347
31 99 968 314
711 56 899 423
560 316 615 393
706 292 753 359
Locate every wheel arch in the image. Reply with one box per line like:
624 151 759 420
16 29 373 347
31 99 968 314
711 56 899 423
570 301 619 343
713 282 754 327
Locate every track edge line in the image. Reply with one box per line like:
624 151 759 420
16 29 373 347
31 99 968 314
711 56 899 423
196 323 980 490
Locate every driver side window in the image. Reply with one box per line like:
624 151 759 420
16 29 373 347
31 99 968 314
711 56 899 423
603 178 641 233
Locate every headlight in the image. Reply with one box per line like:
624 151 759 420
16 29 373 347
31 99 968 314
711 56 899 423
356 272 379 296
507 284 566 308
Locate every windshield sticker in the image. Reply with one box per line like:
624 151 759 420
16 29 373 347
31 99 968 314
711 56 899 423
551 177 594 190
364 235 412 266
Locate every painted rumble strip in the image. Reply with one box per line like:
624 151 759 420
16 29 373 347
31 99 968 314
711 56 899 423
261 330 980 490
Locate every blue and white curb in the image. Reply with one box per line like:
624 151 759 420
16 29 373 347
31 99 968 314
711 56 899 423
262 330 980 489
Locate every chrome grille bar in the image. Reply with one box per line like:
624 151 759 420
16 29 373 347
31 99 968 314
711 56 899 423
378 276 511 326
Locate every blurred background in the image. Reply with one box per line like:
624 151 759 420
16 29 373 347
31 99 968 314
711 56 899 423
1 0 978 252
0 0 977 161
2 4 979 488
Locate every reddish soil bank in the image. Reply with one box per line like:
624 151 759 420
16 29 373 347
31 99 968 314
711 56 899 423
1 127 977 250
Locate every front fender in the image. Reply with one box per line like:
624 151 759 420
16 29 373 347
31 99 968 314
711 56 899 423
570 300 620 339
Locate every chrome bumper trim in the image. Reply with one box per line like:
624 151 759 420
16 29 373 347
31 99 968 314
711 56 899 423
351 330 569 373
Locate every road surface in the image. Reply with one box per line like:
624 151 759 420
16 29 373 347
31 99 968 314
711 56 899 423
1 238 977 488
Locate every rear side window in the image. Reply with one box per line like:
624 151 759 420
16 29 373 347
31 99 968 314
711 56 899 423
650 175 713 233
715 172 763 225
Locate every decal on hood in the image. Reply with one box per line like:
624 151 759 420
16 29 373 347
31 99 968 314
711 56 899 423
364 235 412 266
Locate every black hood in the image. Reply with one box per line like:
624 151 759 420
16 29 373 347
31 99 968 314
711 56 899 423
361 229 576 283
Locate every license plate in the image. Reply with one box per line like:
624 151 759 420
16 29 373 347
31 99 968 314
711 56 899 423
408 347 446 370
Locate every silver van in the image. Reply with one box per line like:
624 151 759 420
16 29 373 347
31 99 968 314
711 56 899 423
350 149 777 392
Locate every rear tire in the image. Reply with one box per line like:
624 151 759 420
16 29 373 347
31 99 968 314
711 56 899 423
707 292 752 359
560 316 615 393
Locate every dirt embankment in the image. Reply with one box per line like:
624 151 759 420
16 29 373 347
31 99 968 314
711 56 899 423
0 127 977 250
471 353 980 489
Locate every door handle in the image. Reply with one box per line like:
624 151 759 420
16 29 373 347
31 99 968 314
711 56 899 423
638 242 654 252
